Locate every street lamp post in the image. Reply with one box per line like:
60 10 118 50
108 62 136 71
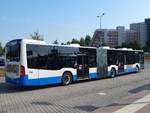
97 13 105 47
97 13 105 30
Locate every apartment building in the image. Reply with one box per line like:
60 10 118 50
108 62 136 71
90 26 138 47
130 18 150 47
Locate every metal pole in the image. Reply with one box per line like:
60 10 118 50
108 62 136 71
97 13 105 29
100 17 102 30
97 13 105 47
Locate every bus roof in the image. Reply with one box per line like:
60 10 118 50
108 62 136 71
14 39 143 52
99 47 143 52
21 38 96 49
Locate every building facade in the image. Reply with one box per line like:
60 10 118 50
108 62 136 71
90 29 119 47
106 30 118 47
90 26 139 47
91 18 150 48
117 26 126 46
125 30 140 43
130 22 146 47
145 19 150 39
130 18 150 47
91 29 105 47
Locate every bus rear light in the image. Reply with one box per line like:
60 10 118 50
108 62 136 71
20 65 25 77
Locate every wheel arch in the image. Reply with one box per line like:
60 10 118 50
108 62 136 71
61 71 73 85
62 71 73 76
108 65 118 72
135 63 140 69
135 63 140 72
62 71 73 81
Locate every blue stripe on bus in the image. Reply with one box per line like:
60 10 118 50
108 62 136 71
107 71 112 76
125 67 137 73
6 74 79 86
25 76 62 86
73 75 78 81
5 67 138 86
6 75 62 86
107 67 137 76
5 76 20 85
89 73 97 79
6 73 98 86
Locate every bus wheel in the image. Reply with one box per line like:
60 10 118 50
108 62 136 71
136 66 140 73
111 68 116 78
62 72 72 85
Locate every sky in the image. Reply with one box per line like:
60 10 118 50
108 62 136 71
0 0 150 46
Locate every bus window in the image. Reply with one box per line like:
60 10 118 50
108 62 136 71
79 48 97 67
47 49 61 70
6 40 21 62
26 44 39 69
107 50 117 66
126 51 135 64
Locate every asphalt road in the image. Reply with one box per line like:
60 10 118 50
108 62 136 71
0 61 150 113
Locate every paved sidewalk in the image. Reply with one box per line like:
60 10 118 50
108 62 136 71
0 61 150 113
93 90 150 113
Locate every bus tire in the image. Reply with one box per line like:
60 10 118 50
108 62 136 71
62 72 72 85
111 68 116 78
136 65 140 73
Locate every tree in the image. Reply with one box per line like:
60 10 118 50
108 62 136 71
61 43 65 45
121 41 140 50
131 40 141 50
53 40 59 44
84 35 91 46
145 38 150 52
66 35 92 46
66 41 71 45
79 37 85 46
121 42 128 48
0 42 4 56
71 38 80 44
101 42 108 47
30 31 44 41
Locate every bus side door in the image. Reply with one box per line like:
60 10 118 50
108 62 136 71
117 53 125 74
77 54 89 79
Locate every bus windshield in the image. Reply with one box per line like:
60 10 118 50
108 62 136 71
6 40 21 62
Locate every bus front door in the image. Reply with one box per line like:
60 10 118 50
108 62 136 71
77 54 89 79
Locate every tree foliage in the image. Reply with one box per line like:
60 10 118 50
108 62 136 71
71 38 80 44
0 42 4 56
30 31 44 41
66 41 71 45
144 38 150 52
79 37 85 46
101 42 108 47
53 40 59 44
66 35 92 46
84 35 91 46
121 41 141 50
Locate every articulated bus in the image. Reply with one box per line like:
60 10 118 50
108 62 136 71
5 39 144 86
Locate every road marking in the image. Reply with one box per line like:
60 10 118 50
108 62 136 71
113 94 150 113
97 92 107 95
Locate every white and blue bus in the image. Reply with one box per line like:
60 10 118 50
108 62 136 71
5 39 144 86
